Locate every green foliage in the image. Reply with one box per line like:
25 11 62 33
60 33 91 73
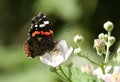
53 65 97 82
0 46 58 82
33 0 81 21
71 68 97 82
1 0 120 82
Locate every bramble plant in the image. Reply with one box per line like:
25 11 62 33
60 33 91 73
40 21 120 82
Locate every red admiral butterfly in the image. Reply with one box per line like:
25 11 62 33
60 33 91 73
23 12 55 58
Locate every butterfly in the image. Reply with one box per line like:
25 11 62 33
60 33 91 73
23 12 56 58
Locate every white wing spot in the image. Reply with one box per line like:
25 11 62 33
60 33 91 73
43 16 46 18
39 24 45 27
44 21 49 24
35 24 38 27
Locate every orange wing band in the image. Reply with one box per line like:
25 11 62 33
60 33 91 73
32 30 53 37
32 31 41 37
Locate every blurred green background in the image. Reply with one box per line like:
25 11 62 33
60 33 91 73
0 0 120 82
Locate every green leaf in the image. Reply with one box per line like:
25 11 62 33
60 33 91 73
71 68 97 82
55 65 97 82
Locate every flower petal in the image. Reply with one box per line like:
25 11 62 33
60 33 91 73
40 40 73 67
102 74 112 82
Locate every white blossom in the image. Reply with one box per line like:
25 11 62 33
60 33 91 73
93 65 112 78
81 64 94 75
40 40 73 67
102 66 120 82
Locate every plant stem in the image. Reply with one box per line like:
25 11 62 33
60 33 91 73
68 66 72 80
54 68 67 81
105 31 111 63
78 53 101 67
59 65 72 82
100 55 105 74
104 45 110 63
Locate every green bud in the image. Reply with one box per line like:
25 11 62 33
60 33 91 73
114 47 120 62
117 47 120 55
108 36 116 47
104 34 108 40
103 21 114 32
98 33 105 39
98 33 108 40
73 34 84 44
74 48 82 54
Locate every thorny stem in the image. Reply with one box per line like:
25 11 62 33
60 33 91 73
59 65 72 82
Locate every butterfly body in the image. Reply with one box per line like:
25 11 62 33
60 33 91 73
24 12 55 58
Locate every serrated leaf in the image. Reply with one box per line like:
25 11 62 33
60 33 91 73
56 65 97 82
71 68 97 82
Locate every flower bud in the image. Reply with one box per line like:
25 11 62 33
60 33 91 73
103 21 114 32
117 47 120 55
73 34 84 44
74 48 82 54
108 36 116 47
104 34 108 40
94 39 106 55
98 33 105 39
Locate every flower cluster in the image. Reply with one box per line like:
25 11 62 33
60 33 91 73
25 21 120 82
72 21 120 82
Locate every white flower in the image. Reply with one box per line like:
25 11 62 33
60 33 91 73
81 64 94 75
93 65 112 78
101 74 112 82
40 40 73 67
102 66 120 82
